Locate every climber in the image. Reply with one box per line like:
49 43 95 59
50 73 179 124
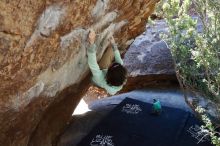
151 99 162 115
87 29 127 95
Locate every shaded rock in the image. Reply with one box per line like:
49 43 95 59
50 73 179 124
186 92 220 122
124 41 175 76
122 19 178 91
0 0 158 145
124 21 175 76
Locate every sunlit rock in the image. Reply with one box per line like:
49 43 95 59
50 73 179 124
0 0 158 145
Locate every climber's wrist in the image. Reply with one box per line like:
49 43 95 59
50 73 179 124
89 39 95 45
112 43 118 51
87 44 96 53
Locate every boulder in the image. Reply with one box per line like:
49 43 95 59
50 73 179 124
122 19 178 92
0 0 158 145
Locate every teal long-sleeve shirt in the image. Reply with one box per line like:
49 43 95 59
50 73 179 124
87 43 124 95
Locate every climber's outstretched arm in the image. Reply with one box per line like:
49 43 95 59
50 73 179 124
112 44 123 65
109 36 123 65
87 44 102 78
87 30 102 79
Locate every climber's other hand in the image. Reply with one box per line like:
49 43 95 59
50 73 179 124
109 35 116 45
88 29 96 44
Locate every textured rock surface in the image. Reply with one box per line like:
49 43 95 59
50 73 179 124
124 22 173 76
0 0 158 145
122 19 178 91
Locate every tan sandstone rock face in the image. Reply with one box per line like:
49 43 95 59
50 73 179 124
0 0 158 145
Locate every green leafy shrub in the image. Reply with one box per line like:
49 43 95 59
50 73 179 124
156 0 220 145
196 106 220 146
162 0 220 105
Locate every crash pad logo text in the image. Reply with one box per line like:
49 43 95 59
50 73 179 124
121 104 142 114
187 125 210 144
90 135 114 146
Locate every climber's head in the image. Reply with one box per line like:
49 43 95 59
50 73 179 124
106 62 127 86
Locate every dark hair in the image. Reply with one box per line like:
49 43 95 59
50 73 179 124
106 62 127 86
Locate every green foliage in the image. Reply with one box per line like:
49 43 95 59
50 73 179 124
196 107 220 146
154 0 167 18
156 0 220 145
162 0 220 100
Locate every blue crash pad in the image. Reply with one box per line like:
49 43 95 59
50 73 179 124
77 98 213 146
